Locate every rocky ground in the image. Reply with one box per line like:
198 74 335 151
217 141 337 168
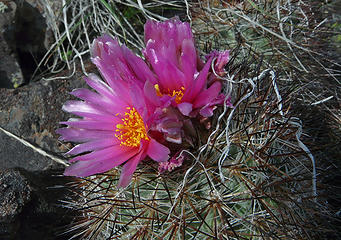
0 1 87 238
0 62 89 239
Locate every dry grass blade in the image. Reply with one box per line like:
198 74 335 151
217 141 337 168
37 0 187 80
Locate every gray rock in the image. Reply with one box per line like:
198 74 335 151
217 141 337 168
0 131 61 171
0 169 31 224
0 65 90 171
22 0 63 50
0 1 24 88
0 0 63 87
0 168 78 239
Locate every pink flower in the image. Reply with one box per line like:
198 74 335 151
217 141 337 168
57 38 170 188
57 18 232 186
143 18 229 117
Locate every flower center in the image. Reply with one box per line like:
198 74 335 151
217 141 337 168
115 107 149 147
154 84 185 104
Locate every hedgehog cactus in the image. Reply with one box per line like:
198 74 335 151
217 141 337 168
58 14 320 240
62 63 317 239
65 64 313 239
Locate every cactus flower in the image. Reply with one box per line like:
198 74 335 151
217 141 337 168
143 18 230 117
57 18 231 186
57 37 170 187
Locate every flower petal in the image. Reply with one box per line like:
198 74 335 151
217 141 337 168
56 128 114 142
206 50 229 75
144 46 185 90
183 57 213 102
121 45 157 84
69 145 133 162
60 120 116 131
65 138 118 156
144 81 161 106
92 56 132 98
144 18 193 50
91 34 116 58
199 106 214 117
62 100 115 120
177 102 193 116
91 36 150 92
118 150 144 188
193 81 222 108
70 88 127 113
146 39 178 68
147 139 170 162
64 147 138 177
85 74 115 100
180 39 197 83
129 83 147 117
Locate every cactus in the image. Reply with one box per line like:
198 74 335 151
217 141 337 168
62 55 320 239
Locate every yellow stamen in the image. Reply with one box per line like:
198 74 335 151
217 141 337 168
154 84 163 97
154 84 185 104
115 107 149 147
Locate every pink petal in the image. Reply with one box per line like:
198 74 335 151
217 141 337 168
70 88 127 114
177 102 193 116
147 139 170 162
199 106 214 117
144 47 185 91
60 120 116 131
84 74 115 100
71 88 103 103
129 83 147 117
104 42 144 88
92 57 131 98
180 39 197 82
70 145 132 162
84 74 131 112
62 100 115 120
65 138 118 156
90 148 138 173
64 160 101 177
144 19 193 50
158 153 184 173
91 39 133 96
118 150 144 188
198 94 232 117
145 39 178 68
91 35 148 92
206 50 229 75
215 50 229 73
121 45 157 84
193 81 222 108
183 57 213 102
56 128 114 142
91 34 117 58
144 81 161 106
64 147 138 177
174 21 193 47
161 40 178 68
